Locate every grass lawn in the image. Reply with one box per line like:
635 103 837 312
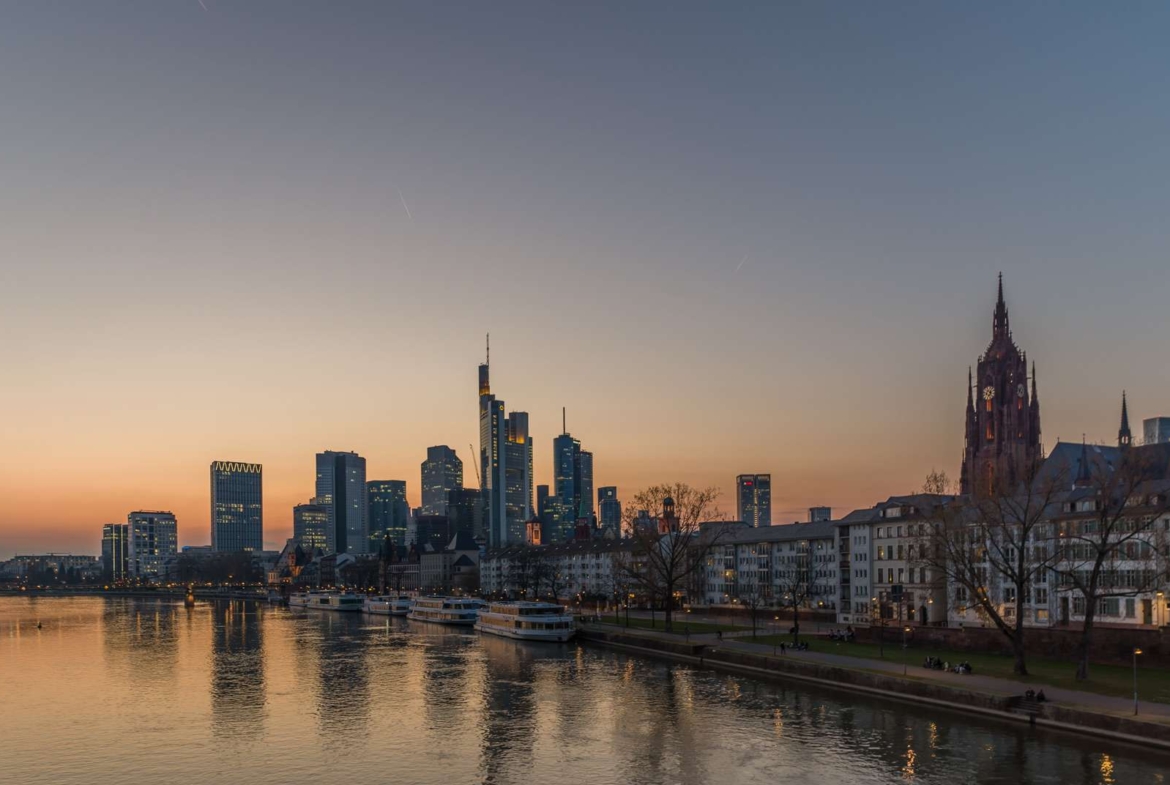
598 615 749 633
750 635 1170 704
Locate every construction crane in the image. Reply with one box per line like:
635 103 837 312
469 444 481 487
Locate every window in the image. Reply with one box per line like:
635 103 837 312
1125 598 1135 619
897 568 904 583
1036 609 1050 623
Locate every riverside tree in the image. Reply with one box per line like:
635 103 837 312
1050 444 1170 681
913 466 1065 677
620 483 727 632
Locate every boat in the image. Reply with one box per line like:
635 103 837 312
475 601 576 642
363 595 413 616
407 596 484 626
289 591 364 612
289 590 327 608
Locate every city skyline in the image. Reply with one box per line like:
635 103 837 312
4 4 1170 557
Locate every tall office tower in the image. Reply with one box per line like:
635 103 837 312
478 337 533 548
808 506 832 522
368 480 410 547
447 488 486 539
126 511 178 581
552 417 594 543
210 461 263 552
536 484 551 519
293 500 329 553
421 446 463 515
1144 417 1170 445
736 474 772 527
598 486 622 534
101 523 128 582
315 451 368 554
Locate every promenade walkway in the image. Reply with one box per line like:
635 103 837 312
585 621 1170 721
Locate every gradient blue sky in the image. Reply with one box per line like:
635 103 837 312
3 2 1170 556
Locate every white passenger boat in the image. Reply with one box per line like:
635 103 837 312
407 596 484 626
363 595 413 616
289 590 327 608
475 601 576 642
289 591 363 612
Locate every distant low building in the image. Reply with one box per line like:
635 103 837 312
420 533 480 593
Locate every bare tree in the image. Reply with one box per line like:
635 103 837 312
734 580 769 639
1051 448 1170 681
609 549 636 626
913 466 1066 676
619 483 727 632
540 557 566 606
774 544 814 645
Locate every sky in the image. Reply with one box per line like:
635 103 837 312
3 2 1170 557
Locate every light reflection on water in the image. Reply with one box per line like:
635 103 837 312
1 597 1166 785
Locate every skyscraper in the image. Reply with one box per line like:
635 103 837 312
598 486 622 535
368 480 410 547
293 500 329 553
447 488 486 539
127 511 178 581
210 461 263 552
315 451 368 554
1144 417 1170 445
478 337 532 548
101 523 128 582
736 474 772 527
421 446 463 515
553 422 594 542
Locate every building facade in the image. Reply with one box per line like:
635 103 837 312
127 511 178 581
101 523 129 582
368 480 410 548
701 521 836 608
421 445 463 515
481 539 636 600
315 450 368 554
736 474 772 527
210 461 263 552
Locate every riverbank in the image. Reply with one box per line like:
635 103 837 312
579 624 1170 754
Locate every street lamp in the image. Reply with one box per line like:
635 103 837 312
902 626 911 675
1133 647 1143 716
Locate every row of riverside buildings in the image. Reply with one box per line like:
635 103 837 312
481 278 1170 633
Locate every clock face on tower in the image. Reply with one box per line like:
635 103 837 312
982 386 995 401
1017 383 1026 398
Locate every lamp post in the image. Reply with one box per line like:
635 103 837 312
1134 647 1143 716
902 626 911 675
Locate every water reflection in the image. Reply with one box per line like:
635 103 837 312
2 597 1169 785
210 601 266 742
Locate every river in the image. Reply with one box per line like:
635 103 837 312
1 597 1165 784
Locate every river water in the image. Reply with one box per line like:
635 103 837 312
1 597 1165 784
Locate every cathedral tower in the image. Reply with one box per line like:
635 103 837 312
960 275 1043 496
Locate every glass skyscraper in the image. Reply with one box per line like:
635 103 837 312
421 445 463 515
368 480 410 547
552 430 593 542
293 500 329 554
210 461 263 552
736 474 772 527
478 339 532 548
101 523 128 582
316 451 368 554
598 486 622 535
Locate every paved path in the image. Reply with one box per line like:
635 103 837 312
586 622 1170 720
